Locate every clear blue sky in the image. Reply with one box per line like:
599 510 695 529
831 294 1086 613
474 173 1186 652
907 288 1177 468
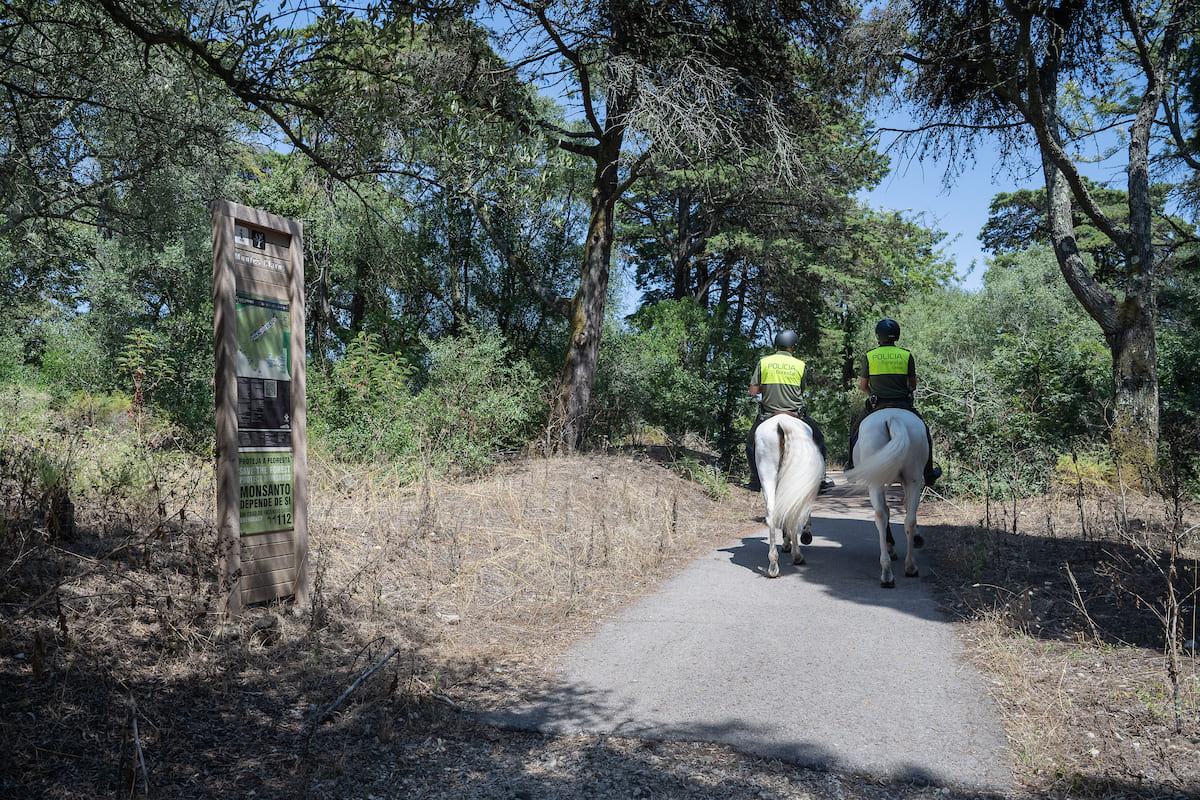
862 109 1130 293
861 139 1035 293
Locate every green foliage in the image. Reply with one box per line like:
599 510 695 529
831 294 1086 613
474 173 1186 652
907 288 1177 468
0 329 23 385
896 246 1111 499
981 181 1191 289
593 300 756 459
1053 448 1117 493
309 331 416 463
0 387 74 551
309 327 543 480
118 328 178 414
595 300 719 441
414 327 544 475
37 317 110 395
674 455 731 500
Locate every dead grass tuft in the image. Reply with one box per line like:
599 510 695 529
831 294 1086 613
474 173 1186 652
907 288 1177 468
921 485 1200 798
1 449 763 799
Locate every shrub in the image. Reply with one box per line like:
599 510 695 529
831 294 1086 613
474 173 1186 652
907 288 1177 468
308 331 416 463
309 327 544 481
1053 447 1117 494
593 299 756 459
413 327 544 476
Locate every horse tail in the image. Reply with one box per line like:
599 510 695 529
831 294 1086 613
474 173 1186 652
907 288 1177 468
775 416 825 538
844 416 910 487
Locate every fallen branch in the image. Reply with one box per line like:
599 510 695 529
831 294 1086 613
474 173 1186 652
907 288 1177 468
120 694 150 799
411 675 462 711
312 646 401 727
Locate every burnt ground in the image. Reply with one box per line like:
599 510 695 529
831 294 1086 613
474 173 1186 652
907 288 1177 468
0 453 1197 799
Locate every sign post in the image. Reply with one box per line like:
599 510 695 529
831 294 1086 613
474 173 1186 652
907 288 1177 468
212 201 308 617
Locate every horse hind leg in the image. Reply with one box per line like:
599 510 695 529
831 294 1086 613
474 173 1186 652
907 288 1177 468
767 523 780 578
790 523 806 566
870 486 895 588
904 481 922 578
766 504 781 578
904 518 920 578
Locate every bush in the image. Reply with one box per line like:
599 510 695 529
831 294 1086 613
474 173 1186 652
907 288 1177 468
414 327 544 476
309 327 544 481
593 299 756 460
1053 447 1117 494
308 331 417 463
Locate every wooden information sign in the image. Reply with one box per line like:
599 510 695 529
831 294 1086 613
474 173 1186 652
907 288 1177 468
212 201 308 616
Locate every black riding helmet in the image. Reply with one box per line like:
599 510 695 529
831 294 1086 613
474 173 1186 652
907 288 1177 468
875 318 900 343
773 329 798 350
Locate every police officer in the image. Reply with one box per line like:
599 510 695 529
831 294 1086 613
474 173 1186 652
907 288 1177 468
746 329 829 492
847 318 941 486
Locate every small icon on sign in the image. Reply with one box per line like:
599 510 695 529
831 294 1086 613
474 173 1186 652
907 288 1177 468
252 230 266 249
251 314 277 341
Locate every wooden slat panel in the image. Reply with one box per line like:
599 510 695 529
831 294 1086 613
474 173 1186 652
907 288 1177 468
241 552 294 577
236 270 288 295
241 565 295 605
242 539 293 565
242 542 294 564
241 529 292 549
243 583 289 606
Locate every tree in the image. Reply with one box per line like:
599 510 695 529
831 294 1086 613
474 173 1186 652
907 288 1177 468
482 0 867 451
897 245 1112 494
980 180 1193 288
895 0 1198 474
618 107 888 310
76 1 876 452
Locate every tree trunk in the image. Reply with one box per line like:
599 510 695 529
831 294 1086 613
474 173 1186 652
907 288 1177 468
550 135 621 452
1109 310 1159 478
311 244 333 360
671 192 690 300
1029 8 1161 473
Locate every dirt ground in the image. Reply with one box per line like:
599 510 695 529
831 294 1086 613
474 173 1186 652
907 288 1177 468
1 452 1197 799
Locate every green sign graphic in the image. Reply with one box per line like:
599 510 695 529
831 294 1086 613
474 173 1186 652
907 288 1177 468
238 451 294 535
235 293 290 380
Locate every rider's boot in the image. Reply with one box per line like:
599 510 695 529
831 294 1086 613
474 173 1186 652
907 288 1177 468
923 463 942 487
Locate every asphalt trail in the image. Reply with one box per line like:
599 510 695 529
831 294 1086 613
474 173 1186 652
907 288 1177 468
479 476 1011 793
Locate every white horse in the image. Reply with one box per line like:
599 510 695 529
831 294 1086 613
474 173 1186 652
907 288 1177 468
753 414 825 578
844 408 929 588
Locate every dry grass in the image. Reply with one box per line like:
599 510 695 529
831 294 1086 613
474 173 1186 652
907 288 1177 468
1 441 1198 799
921 485 1200 798
303 452 746 705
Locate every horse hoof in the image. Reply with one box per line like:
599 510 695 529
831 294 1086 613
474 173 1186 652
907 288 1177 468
881 579 895 589
913 534 925 549
782 540 792 553
768 564 780 578
793 554 805 566
800 531 812 545
906 568 919 578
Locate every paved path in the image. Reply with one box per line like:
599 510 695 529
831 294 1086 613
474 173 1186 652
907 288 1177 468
479 477 1011 793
